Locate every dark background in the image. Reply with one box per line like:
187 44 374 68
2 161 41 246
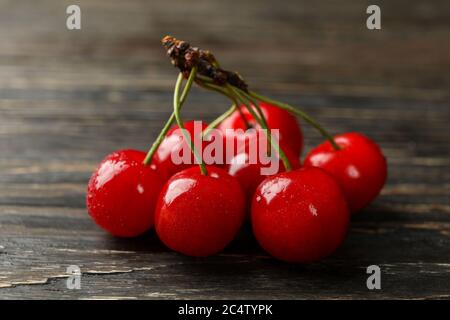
0 0 449 299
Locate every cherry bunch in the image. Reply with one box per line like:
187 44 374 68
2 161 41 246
87 37 387 263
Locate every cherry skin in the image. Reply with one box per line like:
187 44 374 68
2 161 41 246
155 166 246 257
152 120 211 179
251 167 350 263
218 102 304 157
87 149 164 237
227 145 301 199
304 132 387 213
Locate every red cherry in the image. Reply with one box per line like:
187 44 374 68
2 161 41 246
152 120 210 179
227 145 301 199
218 102 303 157
251 167 350 263
304 132 387 213
87 149 164 237
155 166 246 257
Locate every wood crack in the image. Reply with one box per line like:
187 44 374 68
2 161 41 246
0 267 156 289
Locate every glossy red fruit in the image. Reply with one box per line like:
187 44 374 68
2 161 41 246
304 132 387 213
251 167 350 263
218 102 303 157
152 120 211 179
228 145 301 199
87 149 164 237
155 166 246 257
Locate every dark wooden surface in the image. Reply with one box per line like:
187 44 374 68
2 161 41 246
0 0 449 299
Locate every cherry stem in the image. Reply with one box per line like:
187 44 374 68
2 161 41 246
173 69 208 175
234 88 271 154
143 68 197 165
227 85 292 172
203 104 237 138
195 80 237 103
228 86 270 154
196 79 251 129
161 37 338 150
193 78 291 171
249 91 341 151
236 106 252 130
238 89 268 130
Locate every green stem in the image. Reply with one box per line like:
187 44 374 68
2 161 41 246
196 75 215 84
196 79 252 129
227 85 292 171
173 70 208 175
203 104 237 138
230 86 271 154
249 91 340 150
143 68 197 165
235 105 251 129
196 80 237 102
235 88 268 131
143 113 175 165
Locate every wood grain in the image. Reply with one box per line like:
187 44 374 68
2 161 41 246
0 0 449 299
